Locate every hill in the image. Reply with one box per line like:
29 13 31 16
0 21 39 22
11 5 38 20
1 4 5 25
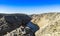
31 13 60 36
0 13 60 36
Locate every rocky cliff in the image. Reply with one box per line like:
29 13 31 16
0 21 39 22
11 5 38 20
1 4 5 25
31 13 60 36
0 13 60 36
0 14 33 36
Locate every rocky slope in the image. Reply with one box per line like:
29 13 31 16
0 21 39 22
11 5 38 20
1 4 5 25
31 13 60 36
0 14 33 36
0 13 60 36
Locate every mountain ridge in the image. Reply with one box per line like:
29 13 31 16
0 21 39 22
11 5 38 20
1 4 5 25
31 13 60 36
0 13 60 36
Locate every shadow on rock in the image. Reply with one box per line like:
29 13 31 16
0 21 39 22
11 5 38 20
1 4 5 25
0 14 31 35
0 14 39 36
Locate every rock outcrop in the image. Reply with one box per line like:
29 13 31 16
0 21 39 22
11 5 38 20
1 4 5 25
0 14 39 36
0 14 33 36
31 13 60 36
1 13 60 36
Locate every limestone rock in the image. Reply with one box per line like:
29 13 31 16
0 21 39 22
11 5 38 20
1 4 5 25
31 13 60 36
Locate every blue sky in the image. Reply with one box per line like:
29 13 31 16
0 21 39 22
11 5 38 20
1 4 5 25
0 0 60 14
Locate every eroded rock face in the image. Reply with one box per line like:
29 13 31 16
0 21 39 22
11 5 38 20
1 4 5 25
0 14 32 36
4 25 35 36
1 13 59 36
31 13 60 36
